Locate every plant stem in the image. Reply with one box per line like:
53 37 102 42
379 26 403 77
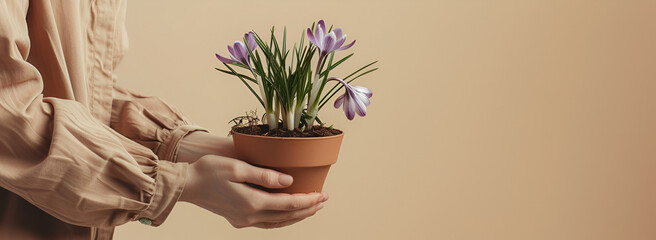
305 104 318 128
304 53 326 128
251 68 277 130
293 102 304 128
274 97 281 125
267 112 278 130
284 101 296 131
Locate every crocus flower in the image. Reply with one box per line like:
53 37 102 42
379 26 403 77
307 20 356 57
330 77 372 120
215 32 257 68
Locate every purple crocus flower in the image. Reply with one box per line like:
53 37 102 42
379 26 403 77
215 32 257 69
330 77 372 120
307 20 356 57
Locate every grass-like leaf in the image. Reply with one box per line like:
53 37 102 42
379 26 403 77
319 53 354 78
215 68 256 83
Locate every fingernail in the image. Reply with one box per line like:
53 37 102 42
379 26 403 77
317 203 324 210
278 174 293 186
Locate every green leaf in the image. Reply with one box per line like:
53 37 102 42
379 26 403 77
345 60 379 80
319 53 354 78
282 27 287 57
215 68 256 83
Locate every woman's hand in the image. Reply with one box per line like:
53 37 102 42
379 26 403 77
179 155 328 229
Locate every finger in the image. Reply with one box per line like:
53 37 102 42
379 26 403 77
253 217 307 229
321 191 329 202
231 161 293 189
255 203 324 223
257 192 325 211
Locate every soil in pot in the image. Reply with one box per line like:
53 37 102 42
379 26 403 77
232 124 342 137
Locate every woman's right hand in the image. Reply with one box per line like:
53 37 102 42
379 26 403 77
179 155 328 229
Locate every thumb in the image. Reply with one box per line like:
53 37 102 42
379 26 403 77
238 164 294 189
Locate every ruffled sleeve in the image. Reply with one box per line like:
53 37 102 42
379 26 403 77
0 1 185 228
110 85 209 162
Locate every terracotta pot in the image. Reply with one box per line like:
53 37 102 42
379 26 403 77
231 130 344 193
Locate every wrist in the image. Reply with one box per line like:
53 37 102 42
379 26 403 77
179 162 197 203
177 132 239 163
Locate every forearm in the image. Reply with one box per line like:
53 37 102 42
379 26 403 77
110 85 209 162
177 131 239 163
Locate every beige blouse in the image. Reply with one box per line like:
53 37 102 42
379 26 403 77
0 1 207 239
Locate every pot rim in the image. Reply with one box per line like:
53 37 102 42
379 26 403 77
230 130 344 141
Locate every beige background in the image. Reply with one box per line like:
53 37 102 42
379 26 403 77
114 0 656 239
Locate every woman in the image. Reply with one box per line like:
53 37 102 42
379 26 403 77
0 1 328 239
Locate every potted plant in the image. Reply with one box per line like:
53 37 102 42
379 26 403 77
215 20 377 193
